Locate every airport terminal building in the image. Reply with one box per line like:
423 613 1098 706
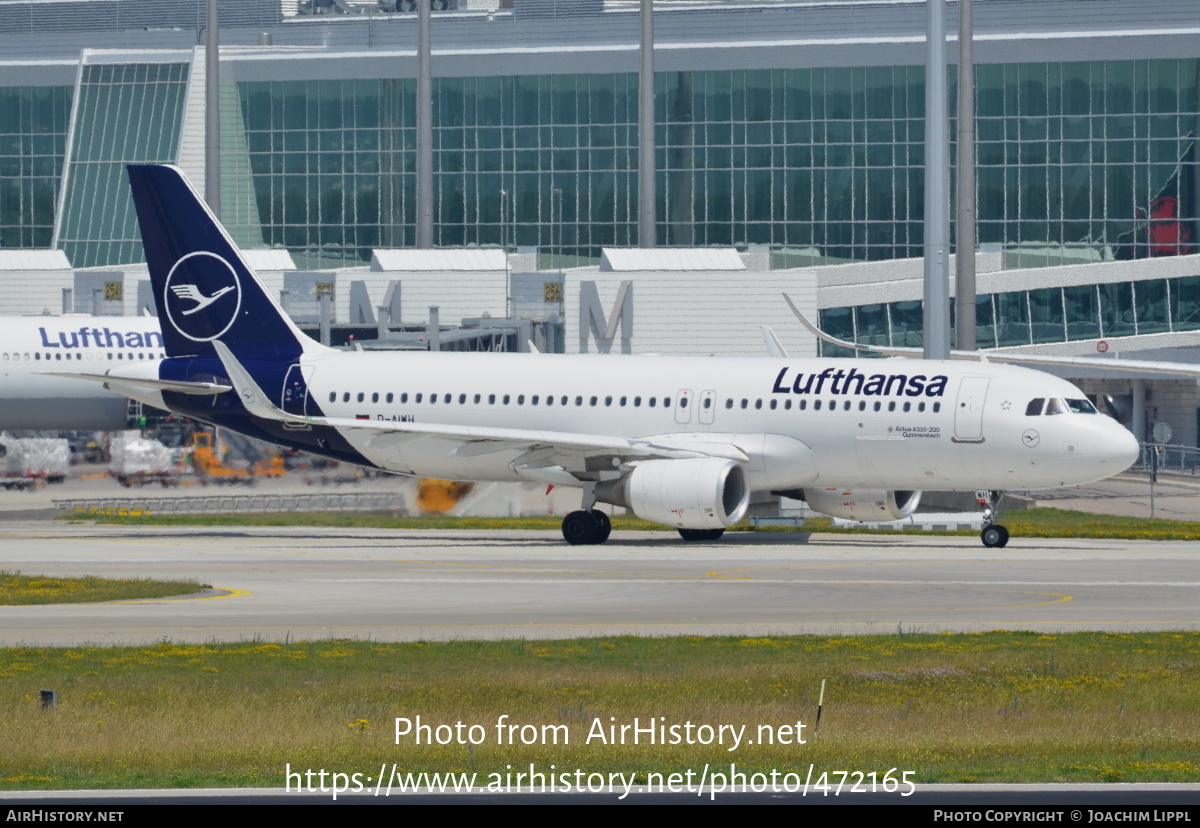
1 0 1200 446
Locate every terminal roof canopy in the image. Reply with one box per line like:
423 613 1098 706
600 248 746 272
371 249 509 272
0 250 71 271
242 249 297 272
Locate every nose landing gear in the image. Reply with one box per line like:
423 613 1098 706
980 490 1010 548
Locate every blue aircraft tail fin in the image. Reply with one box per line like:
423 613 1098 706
127 164 318 360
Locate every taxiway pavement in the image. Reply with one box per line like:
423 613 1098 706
1 523 1197 645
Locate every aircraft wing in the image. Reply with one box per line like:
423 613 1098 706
210 342 749 476
784 294 1200 378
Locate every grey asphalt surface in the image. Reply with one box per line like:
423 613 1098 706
1 522 1197 645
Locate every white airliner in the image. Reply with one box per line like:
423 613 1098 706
56 165 1141 547
0 315 164 430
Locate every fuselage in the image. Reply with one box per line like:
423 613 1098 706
117 349 1139 493
0 316 165 430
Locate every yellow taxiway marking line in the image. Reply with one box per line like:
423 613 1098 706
114 587 251 604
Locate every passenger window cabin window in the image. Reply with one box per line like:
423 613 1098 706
814 400 822 411
458 393 466 404
1026 399 1045 416
858 401 866 411
933 402 941 412
740 399 748 409
372 392 379 403
649 398 656 408
430 394 437 404
357 392 364 402
444 394 451 404
386 393 394 403
664 398 671 408
503 394 510 404
620 396 627 406
474 394 481 404
343 392 350 402
604 396 612 406
546 395 553 406
489 394 496 404
755 399 762 410
575 396 583 406
785 400 792 410
903 402 911 412
873 401 881 411
918 402 925 412
888 401 896 412
401 393 409 403
589 396 597 406
560 396 568 406
705 398 713 409
517 394 525 405
725 399 733 409
531 395 539 405
329 392 336 403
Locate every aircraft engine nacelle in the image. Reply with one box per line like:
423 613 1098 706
595 458 750 530
801 488 922 522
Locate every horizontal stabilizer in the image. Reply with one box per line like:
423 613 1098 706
43 371 232 395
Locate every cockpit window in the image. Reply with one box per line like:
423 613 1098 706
1067 398 1097 414
1025 398 1044 416
1045 398 1070 415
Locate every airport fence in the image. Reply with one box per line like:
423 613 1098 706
1132 443 1200 476
54 492 402 517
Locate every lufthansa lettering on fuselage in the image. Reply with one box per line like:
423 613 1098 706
771 366 949 397
38 326 164 350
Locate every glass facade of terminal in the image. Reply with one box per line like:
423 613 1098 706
56 62 189 269
818 274 1200 356
0 86 71 249
223 59 1199 269
1 55 1196 273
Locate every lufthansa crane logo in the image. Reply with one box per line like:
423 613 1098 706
162 251 242 342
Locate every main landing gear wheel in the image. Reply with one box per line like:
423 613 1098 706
677 528 725 542
980 523 1009 549
592 510 611 543
978 489 1011 548
562 510 611 545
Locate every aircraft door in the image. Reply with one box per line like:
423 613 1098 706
698 390 716 425
281 363 314 416
674 389 693 425
953 376 990 442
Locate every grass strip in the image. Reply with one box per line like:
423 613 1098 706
73 507 1200 541
1 632 1197 789
0 571 210 606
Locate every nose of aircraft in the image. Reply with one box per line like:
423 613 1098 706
1101 420 1141 473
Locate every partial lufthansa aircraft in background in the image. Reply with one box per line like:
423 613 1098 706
52 164 1142 548
0 316 164 430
